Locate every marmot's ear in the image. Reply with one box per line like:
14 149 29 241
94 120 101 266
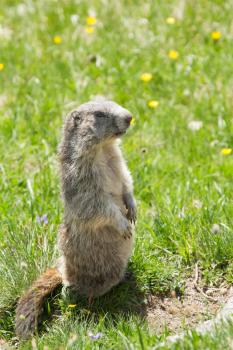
70 111 82 126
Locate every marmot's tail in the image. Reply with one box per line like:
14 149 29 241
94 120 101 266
15 268 62 339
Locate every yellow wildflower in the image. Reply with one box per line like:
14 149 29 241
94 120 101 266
168 50 179 60
220 148 232 156
53 35 62 44
0 63 4 71
68 304 77 308
211 31 221 41
166 17 176 24
140 73 152 82
85 26 94 34
148 100 159 109
86 16 97 26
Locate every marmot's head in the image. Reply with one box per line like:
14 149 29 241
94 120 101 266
66 101 132 142
60 101 133 158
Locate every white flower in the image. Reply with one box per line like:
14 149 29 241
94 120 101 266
192 199 202 209
188 120 203 131
218 115 226 129
0 94 8 108
17 4 28 16
0 26 12 40
20 261 28 268
211 224 220 234
70 14 79 25
178 207 185 218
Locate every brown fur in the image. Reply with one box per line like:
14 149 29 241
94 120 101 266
15 268 61 338
15 101 136 339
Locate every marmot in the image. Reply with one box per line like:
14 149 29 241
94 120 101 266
15 101 136 339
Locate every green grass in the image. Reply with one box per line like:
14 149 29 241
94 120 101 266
0 0 233 348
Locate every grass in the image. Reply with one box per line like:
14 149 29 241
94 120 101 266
0 0 233 348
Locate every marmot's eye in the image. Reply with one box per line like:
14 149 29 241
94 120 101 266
94 111 106 118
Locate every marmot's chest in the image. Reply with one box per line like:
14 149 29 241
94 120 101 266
94 149 123 196
100 157 123 195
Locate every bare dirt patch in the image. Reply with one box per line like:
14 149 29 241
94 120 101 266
146 273 231 334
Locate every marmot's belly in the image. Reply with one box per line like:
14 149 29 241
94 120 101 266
60 230 133 297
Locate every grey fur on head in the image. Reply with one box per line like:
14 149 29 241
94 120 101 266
59 101 132 159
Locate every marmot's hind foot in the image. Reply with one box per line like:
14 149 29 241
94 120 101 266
61 286 78 305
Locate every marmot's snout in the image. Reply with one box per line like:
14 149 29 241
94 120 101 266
115 112 132 137
125 114 132 125
122 114 132 132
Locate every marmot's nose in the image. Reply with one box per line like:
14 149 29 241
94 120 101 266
125 115 132 124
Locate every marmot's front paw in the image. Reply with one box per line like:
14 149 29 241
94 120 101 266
123 228 132 240
123 193 137 224
126 204 137 224
120 219 132 240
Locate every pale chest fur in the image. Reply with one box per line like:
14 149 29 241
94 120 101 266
94 141 131 198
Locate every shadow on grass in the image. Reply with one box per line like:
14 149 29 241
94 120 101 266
82 268 146 318
0 267 146 342
44 266 146 334
54 266 147 325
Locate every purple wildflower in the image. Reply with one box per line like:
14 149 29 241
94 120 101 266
36 214 48 225
88 332 103 340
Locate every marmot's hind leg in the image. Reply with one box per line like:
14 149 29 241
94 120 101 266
61 285 79 304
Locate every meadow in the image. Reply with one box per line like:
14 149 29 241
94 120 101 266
0 0 233 349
